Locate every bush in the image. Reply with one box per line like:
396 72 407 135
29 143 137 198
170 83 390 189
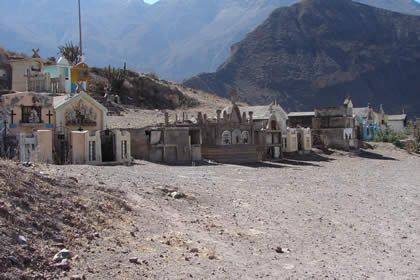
374 128 402 143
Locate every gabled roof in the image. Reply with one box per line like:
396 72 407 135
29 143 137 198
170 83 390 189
53 92 108 113
388 114 407 121
223 103 288 120
353 107 370 118
288 112 315 117
57 57 70 66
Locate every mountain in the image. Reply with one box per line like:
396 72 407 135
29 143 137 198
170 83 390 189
0 0 419 81
183 0 420 117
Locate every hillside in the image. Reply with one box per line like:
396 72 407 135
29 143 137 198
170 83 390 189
184 0 420 117
0 0 419 80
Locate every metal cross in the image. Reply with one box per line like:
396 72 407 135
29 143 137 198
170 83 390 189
10 110 16 124
46 110 54 124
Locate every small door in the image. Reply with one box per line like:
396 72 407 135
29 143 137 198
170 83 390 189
101 130 115 162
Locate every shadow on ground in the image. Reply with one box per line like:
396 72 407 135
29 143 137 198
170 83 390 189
357 150 398 161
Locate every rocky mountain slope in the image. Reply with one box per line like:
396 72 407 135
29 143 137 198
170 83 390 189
184 0 420 117
1 0 419 81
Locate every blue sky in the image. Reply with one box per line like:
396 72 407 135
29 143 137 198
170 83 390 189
144 0 160 4
143 0 420 3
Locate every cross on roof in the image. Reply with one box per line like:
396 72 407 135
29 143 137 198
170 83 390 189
32 48 40 58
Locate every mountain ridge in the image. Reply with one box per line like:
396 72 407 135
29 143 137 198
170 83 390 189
0 0 419 80
184 0 420 117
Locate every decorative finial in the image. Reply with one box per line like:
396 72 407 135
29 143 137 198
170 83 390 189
230 88 238 104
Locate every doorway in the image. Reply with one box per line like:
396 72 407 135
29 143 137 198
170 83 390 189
101 129 115 162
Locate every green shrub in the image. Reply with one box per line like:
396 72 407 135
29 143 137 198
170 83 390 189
375 128 408 149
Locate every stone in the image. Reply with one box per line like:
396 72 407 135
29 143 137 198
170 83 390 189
70 275 85 280
208 255 216 260
169 191 186 199
18 235 28 244
54 259 70 270
190 248 199 253
274 247 290 254
53 249 73 262
129 257 142 264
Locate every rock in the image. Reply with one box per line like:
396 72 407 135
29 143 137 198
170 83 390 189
274 247 290 254
70 275 85 280
69 177 79 183
190 248 199 253
53 249 73 262
169 191 186 199
208 255 216 260
129 257 142 264
18 235 28 244
54 259 70 270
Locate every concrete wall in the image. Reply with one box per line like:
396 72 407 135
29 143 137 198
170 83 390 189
71 131 87 164
288 116 314 128
285 129 298 153
1 92 55 135
37 130 53 163
10 59 45 92
114 129 131 163
388 120 405 133
56 96 105 132
313 117 354 129
312 128 359 151
85 130 102 164
298 128 312 151
315 105 352 117
126 128 148 160
164 127 191 162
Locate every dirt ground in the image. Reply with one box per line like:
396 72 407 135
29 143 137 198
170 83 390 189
40 143 420 280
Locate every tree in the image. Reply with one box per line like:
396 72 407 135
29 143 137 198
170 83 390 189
58 41 81 65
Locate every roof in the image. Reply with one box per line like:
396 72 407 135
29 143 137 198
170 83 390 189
352 107 369 118
288 112 315 117
53 92 108 113
223 103 288 120
388 114 407 121
57 57 70 66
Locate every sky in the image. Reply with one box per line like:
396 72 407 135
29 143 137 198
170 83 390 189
143 0 420 3
144 0 160 4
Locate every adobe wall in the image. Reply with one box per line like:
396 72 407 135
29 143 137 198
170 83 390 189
126 128 148 160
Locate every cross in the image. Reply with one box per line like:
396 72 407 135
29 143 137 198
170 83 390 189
10 110 16 124
32 48 40 58
46 110 54 124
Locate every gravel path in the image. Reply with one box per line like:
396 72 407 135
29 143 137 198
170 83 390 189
45 144 420 279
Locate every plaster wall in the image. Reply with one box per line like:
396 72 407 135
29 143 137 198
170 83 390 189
56 96 104 131
71 131 87 164
126 128 148 159
1 93 55 135
388 120 405 133
36 130 53 163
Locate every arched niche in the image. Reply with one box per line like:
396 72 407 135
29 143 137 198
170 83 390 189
232 129 241 144
221 130 232 145
241 130 250 144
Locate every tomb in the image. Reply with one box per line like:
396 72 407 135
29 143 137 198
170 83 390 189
223 101 289 160
312 97 359 150
353 103 378 141
1 92 55 163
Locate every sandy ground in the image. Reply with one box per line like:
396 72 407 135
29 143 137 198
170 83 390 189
107 82 247 129
43 143 420 279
